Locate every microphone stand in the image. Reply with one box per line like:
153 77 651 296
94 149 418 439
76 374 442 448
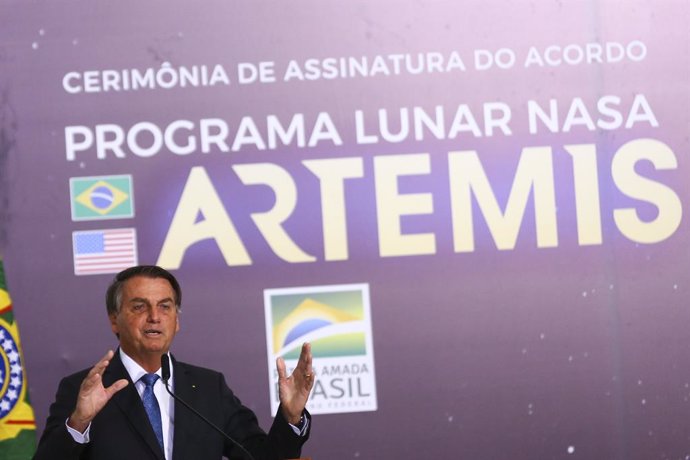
161 355 255 460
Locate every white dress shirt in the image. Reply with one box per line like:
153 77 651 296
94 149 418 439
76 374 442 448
120 349 175 460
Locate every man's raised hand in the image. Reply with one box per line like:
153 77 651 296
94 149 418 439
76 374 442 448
67 350 128 433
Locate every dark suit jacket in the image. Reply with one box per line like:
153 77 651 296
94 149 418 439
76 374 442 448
33 352 310 460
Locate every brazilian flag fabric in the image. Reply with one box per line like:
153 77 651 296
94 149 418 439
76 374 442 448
0 261 36 459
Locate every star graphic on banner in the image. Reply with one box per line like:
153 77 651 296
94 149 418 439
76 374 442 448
7 350 18 362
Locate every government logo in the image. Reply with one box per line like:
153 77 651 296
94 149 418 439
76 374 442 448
69 175 134 221
264 284 377 415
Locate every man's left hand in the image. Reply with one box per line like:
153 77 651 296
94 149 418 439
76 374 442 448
276 342 314 425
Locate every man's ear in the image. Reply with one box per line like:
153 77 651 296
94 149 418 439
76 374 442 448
109 314 119 335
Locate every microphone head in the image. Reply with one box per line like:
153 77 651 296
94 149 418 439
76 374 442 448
161 354 171 382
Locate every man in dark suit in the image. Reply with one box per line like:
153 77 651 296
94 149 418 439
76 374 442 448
34 265 313 460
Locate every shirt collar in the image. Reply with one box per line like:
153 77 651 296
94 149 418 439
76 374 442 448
118 348 173 384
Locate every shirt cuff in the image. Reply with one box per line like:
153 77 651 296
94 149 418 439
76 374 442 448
65 418 91 443
287 413 309 436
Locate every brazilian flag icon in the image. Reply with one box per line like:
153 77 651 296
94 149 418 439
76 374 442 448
69 175 134 221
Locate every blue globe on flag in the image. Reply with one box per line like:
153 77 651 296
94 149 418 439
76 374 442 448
89 185 115 210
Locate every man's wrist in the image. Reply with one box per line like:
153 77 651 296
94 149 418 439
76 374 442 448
67 414 91 434
293 414 305 428
288 413 302 426
65 417 91 444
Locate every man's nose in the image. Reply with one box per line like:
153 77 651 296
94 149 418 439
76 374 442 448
147 306 160 321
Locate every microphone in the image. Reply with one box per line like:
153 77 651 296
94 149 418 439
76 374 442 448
160 354 255 460
161 354 171 382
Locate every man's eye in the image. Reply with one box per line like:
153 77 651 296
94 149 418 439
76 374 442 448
132 304 145 311
160 304 172 311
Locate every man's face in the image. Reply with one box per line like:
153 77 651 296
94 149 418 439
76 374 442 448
109 276 180 365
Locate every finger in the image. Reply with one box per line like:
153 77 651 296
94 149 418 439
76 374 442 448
298 342 313 374
105 379 129 398
80 370 104 393
304 342 312 368
276 357 288 381
290 344 314 389
87 350 115 378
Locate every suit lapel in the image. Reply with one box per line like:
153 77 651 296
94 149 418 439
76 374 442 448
171 356 195 460
104 350 166 460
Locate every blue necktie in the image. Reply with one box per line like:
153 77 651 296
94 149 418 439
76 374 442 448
141 373 164 452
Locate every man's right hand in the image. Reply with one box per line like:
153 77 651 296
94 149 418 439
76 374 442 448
67 350 129 433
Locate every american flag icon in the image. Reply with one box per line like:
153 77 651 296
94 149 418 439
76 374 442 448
72 228 138 276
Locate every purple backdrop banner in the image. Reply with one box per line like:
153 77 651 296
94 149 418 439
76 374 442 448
1 1 689 459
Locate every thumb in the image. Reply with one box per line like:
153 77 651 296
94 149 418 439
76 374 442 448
105 379 129 398
276 357 287 381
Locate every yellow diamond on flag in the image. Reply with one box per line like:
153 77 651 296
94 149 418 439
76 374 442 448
75 180 129 215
